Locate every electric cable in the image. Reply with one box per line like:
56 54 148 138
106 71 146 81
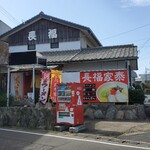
138 38 150 53
0 4 20 25
101 23 150 41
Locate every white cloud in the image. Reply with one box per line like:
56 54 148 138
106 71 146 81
121 0 150 7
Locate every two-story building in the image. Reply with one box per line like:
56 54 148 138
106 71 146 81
0 12 138 104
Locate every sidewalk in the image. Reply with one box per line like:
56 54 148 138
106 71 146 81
84 120 150 136
75 120 150 146
50 120 150 147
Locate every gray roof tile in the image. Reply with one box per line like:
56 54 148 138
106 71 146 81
41 44 138 65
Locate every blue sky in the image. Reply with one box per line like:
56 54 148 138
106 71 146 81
0 0 150 75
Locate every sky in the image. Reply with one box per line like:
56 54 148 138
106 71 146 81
0 0 150 76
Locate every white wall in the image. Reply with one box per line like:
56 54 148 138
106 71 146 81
9 45 27 53
80 32 87 48
80 32 96 48
0 20 11 35
63 61 126 72
62 72 80 83
9 41 81 53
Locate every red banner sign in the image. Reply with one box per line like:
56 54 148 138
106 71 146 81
80 70 128 103
39 70 50 104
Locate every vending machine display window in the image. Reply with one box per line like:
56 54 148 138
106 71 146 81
57 85 72 102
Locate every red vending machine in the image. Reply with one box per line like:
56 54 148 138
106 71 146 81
56 83 84 126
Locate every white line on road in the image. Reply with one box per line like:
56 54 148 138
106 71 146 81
0 128 150 150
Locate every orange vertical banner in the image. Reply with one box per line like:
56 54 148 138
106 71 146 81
50 70 62 102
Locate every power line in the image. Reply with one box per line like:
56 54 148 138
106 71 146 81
138 38 150 53
101 23 150 41
137 39 150 61
0 4 20 25
127 37 150 43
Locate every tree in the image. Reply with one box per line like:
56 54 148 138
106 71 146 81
0 41 8 92
0 41 8 65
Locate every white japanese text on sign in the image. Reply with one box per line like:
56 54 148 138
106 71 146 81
81 70 127 83
28 29 58 41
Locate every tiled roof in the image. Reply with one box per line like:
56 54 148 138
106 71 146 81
41 44 138 65
44 49 80 63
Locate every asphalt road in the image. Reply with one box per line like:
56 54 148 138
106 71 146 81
0 128 150 150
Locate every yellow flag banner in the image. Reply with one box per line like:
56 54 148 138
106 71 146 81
50 70 62 102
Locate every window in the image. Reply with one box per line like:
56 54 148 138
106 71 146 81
28 44 36 50
51 42 59 49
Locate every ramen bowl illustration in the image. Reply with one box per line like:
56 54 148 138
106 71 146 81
96 82 128 102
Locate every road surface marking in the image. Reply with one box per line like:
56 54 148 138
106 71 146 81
0 128 150 150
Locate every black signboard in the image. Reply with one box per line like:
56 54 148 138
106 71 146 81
9 51 46 66
37 57 47 66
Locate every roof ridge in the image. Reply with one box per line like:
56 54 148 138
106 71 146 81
80 44 135 51
41 49 80 54
102 44 135 49
42 13 90 30
0 12 89 38
22 12 90 31
0 12 101 46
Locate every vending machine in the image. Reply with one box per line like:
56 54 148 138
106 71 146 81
56 83 84 126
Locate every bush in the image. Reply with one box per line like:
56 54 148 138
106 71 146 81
129 88 145 104
0 92 15 107
0 91 7 106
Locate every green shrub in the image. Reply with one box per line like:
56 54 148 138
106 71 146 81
129 88 145 104
0 92 15 107
0 91 7 106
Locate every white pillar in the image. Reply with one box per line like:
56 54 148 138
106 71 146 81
32 65 35 103
127 60 130 86
7 67 10 107
127 60 130 106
